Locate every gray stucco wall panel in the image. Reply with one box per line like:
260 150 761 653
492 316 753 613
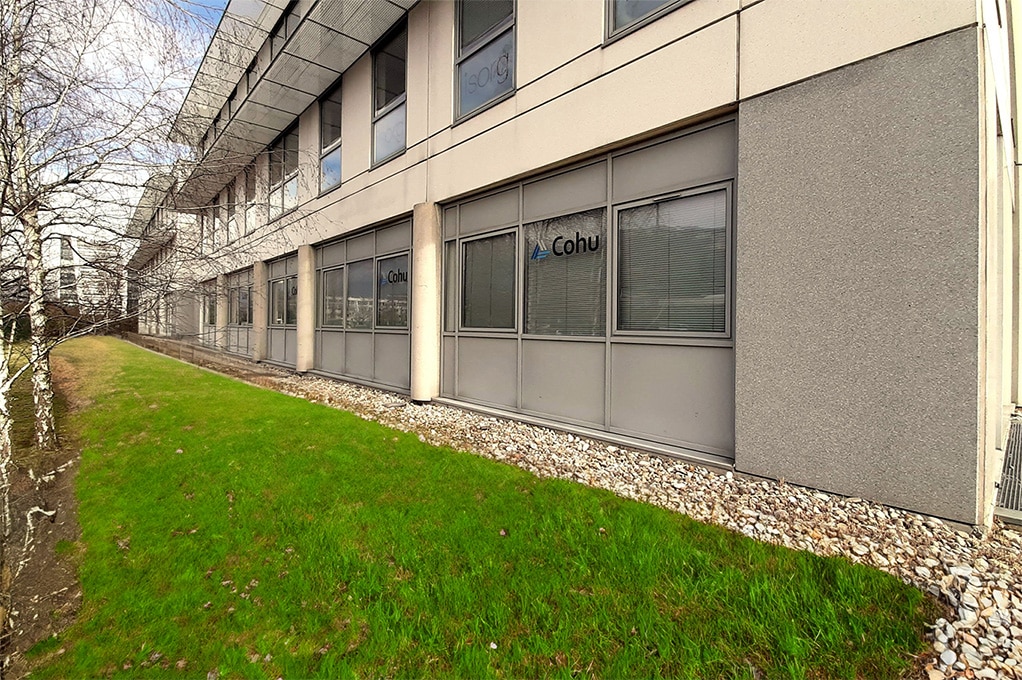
735 29 980 523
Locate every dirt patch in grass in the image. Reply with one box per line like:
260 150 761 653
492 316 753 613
7 354 83 679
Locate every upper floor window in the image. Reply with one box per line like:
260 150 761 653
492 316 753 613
372 22 406 165
457 0 514 119
226 182 239 243
608 0 690 36
244 165 257 234
320 84 342 192
268 126 299 221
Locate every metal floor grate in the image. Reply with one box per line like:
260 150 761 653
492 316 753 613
996 420 1022 523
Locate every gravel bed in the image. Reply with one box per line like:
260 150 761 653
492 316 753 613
243 368 1022 679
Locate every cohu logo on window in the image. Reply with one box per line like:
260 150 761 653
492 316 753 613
379 268 408 285
530 232 600 260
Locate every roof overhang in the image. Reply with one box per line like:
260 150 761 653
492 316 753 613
174 0 416 208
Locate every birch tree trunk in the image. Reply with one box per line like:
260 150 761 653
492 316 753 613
23 208 57 451
6 0 55 452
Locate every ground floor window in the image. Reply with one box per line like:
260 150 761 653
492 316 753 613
269 275 297 326
314 221 412 390
439 120 736 458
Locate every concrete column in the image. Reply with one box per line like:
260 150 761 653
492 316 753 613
411 202 442 402
296 244 316 372
215 273 228 351
252 260 268 361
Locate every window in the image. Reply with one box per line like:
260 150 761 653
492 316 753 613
212 202 223 251
457 0 514 118
376 254 409 327
268 127 299 221
226 182 239 243
320 85 342 192
608 0 689 36
228 280 252 325
244 166 257 234
346 259 374 329
524 208 606 336
462 231 515 329
204 288 217 326
372 23 406 165
617 189 728 334
269 275 297 325
320 267 345 326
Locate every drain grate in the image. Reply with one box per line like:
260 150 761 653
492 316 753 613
996 421 1022 522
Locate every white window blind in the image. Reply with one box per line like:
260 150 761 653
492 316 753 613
618 190 727 333
524 208 606 336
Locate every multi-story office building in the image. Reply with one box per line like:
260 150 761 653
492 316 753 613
132 0 1021 527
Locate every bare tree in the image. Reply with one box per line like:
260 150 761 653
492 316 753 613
0 0 214 670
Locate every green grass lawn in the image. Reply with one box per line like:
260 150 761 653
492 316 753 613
28 337 937 678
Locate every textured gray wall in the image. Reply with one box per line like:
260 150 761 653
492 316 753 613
735 28 980 524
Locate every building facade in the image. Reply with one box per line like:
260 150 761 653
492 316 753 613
133 0 1022 527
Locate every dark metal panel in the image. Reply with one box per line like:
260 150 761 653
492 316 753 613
376 220 411 254
347 233 375 261
523 162 608 222
442 337 455 396
610 343 734 454
345 332 374 379
459 188 520 235
521 340 605 426
374 333 410 388
284 329 297 365
320 241 346 267
443 206 458 239
317 330 345 374
456 336 517 407
612 121 736 203
269 328 286 362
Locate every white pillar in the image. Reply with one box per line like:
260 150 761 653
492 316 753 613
296 244 316 372
215 273 228 351
411 202 442 402
252 260 268 361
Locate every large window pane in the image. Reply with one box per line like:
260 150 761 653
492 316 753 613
346 259 374 329
239 286 251 325
321 147 341 192
458 28 514 117
374 25 406 111
228 287 239 324
618 190 728 333
612 0 674 32
373 102 406 164
377 254 409 327
285 275 298 325
283 176 299 212
444 240 457 332
321 267 345 326
270 279 285 325
462 232 515 328
321 89 342 150
525 208 606 336
460 0 513 49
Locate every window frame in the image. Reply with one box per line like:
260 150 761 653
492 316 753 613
267 125 299 222
454 0 516 122
244 165 258 234
458 226 519 333
371 20 408 168
268 273 298 327
318 265 346 328
319 81 343 194
604 0 694 42
611 181 733 340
